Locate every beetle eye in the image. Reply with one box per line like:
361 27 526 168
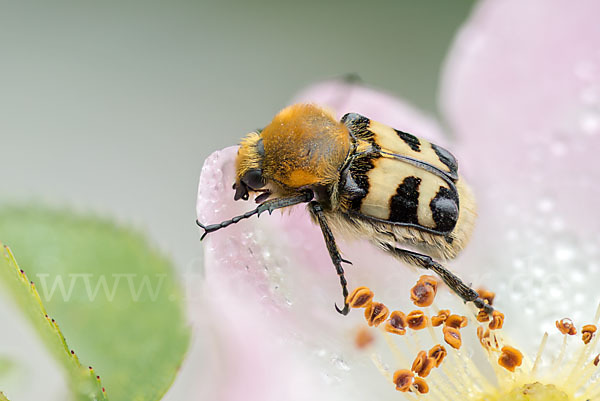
242 169 265 190
233 182 249 201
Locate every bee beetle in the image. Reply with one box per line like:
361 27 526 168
197 103 493 315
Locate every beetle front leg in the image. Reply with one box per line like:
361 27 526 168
380 244 493 314
309 201 351 316
196 191 314 240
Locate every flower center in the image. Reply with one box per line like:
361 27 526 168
482 382 570 401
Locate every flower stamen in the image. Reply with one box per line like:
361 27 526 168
431 309 450 327
556 317 577 335
364 302 389 327
497 345 524 373
488 311 505 330
411 350 435 378
410 275 438 307
428 344 447 367
348 286 599 400
347 286 374 309
393 369 414 392
407 310 428 330
411 377 429 394
530 332 548 377
582 324 597 345
442 326 462 349
445 314 468 329
385 310 408 335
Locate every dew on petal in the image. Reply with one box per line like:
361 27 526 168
579 110 600 136
554 245 576 263
537 198 554 213
331 356 350 372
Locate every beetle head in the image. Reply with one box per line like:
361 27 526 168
234 133 266 201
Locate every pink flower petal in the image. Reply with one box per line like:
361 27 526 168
440 0 600 349
441 0 600 233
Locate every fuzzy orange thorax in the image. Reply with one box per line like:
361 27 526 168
256 104 350 189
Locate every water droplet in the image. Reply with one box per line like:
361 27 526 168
538 198 554 213
512 258 525 270
331 356 350 371
547 285 563 299
532 266 544 279
569 270 585 284
554 245 575 262
579 110 600 135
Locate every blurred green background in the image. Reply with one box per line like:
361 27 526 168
0 1 476 399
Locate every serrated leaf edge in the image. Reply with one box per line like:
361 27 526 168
1 244 108 400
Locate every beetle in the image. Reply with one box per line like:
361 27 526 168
197 103 493 315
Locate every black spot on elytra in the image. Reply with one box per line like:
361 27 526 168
430 187 459 233
431 143 458 178
348 158 374 211
388 176 421 224
395 130 421 152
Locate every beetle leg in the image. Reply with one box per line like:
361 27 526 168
309 201 351 316
380 244 493 314
197 191 314 240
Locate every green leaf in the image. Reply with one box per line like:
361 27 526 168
0 206 190 401
0 356 15 378
0 244 106 400
0 391 9 401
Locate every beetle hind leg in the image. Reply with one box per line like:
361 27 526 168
380 244 493 314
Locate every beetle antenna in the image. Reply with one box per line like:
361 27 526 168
196 191 314 241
